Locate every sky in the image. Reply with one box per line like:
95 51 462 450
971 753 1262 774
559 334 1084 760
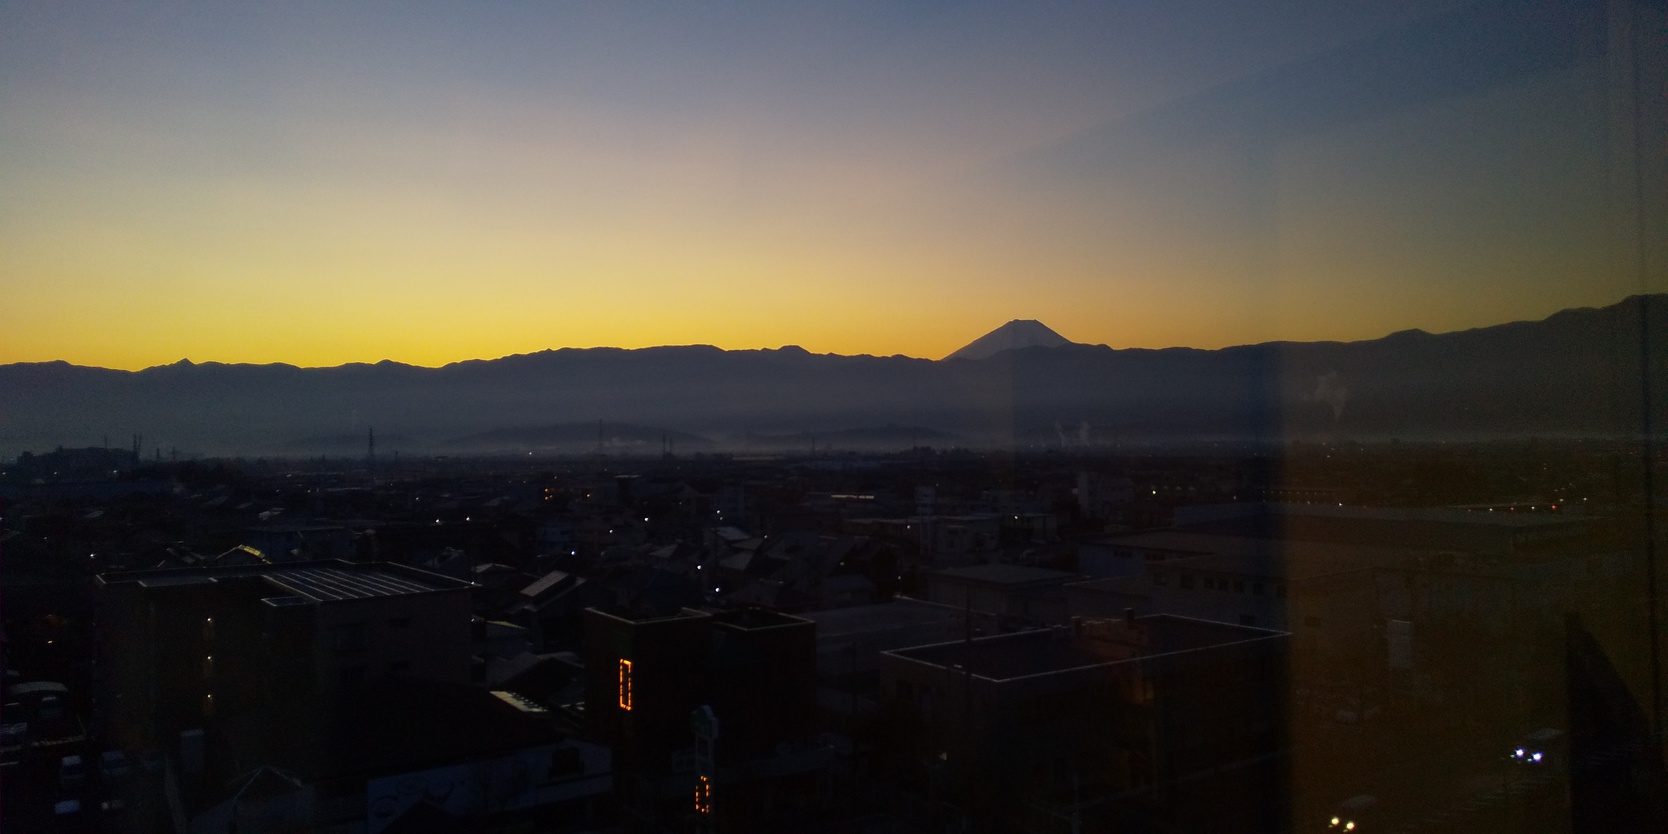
2 0 1661 369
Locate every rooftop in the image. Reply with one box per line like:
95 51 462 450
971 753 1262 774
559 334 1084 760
710 607 811 631
1175 501 1589 529
1100 527 1554 578
97 559 469 601
929 563 1082 586
265 565 439 601
886 615 1283 682
802 599 965 639
519 569 572 599
1099 531 1414 578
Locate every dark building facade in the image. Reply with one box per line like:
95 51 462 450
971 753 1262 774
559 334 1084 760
95 560 472 754
879 614 1290 833
583 605 832 831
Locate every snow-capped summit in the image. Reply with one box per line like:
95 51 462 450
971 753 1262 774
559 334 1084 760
943 320 1074 360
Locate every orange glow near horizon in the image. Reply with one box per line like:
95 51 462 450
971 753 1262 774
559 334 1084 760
1 3 1656 371
1 144 1643 370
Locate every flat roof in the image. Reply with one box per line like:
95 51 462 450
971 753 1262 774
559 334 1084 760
802 599 963 638
584 605 709 625
1086 530 1534 579
929 564 1082 586
263 565 439 601
1100 530 1417 570
135 575 218 589
1278 503 1583 528
709 607 811 631
241 523 349 534
98 560 469 601
886 615 1284 681
1178 501 1587 529
519 569 571 598
1065 575 1149 597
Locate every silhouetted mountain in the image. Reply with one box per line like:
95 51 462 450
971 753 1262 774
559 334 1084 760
2 296 1662 456
945 320 1075 360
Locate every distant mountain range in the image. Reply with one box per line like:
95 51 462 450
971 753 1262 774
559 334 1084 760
2 297 1663 457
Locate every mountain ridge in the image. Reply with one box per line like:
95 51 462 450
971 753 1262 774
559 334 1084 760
12 297 1651 374
2 296 1662 455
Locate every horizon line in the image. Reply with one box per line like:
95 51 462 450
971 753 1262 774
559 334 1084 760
4 294 1657 373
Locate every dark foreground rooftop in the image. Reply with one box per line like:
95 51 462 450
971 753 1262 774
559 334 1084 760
96 559 470 601
886 614 1285 681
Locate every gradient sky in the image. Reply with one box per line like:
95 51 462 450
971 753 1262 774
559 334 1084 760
2 0 1661 369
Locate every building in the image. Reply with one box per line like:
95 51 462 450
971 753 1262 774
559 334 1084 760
878 614 1290 833
1170 502 1596 555
238 523 356 563
1072 503 1614 685
199 677 611 833
96 560 473 753
925 563 1085 626
845 515 1002 566
583 605 833 831
1065 532 1383 634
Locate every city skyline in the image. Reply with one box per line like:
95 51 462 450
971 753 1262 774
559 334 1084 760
4 1 1660 370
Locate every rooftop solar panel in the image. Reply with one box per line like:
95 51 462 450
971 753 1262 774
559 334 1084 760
264 566 439 601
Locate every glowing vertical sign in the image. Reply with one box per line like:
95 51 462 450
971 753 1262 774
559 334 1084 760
692 705 717 824
617 659 632 711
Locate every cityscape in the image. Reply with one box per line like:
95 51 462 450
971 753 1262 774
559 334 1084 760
3 1 1667 833
4 322 1666 831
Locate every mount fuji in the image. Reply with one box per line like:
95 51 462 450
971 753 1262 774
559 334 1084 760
944 320 1077 360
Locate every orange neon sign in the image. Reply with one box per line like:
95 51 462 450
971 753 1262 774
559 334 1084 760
618 659 633 711
694 775 711 814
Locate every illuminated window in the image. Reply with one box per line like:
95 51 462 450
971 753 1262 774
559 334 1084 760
694 774 711 815
618 659 632 711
